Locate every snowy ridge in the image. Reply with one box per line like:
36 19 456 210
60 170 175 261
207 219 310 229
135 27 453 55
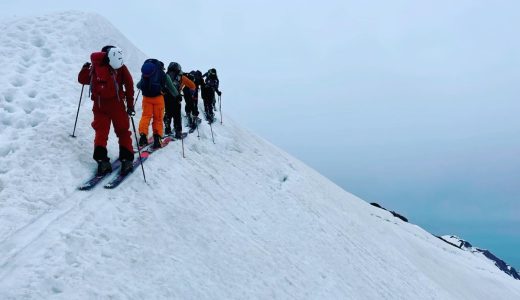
0 11 520 299
440 235 520 280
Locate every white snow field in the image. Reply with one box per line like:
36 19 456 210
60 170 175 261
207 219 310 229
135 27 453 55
0 11 519 300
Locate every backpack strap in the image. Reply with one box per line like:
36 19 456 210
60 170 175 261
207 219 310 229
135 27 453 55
112 72 120 102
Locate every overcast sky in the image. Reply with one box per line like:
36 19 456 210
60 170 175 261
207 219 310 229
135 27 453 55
1 0 519 268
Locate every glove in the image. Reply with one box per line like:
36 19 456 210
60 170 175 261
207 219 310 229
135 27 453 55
127 107 135 117
217 91 222 96
83 62 91 68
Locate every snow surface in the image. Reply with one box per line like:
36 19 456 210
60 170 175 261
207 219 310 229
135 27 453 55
0 11 519 299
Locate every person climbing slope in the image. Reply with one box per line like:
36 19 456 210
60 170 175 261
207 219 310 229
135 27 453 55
164 62 195 138
77 45 135 176
201 68 221 123
137 58 178 148
183 70 203 128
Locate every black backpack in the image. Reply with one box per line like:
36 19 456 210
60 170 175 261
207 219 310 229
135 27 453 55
189 70 204 87
140 59 165 97
186 71 196 82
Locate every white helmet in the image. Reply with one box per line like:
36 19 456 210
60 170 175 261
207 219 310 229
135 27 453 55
107 47 124 69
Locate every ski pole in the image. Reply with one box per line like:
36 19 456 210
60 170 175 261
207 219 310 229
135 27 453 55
130 90 146 183
196 118 200 140
133 90 141 107
219 94 222 124
181 132 185 158
209 121 215 144
130 116 147 183
70 84 85 138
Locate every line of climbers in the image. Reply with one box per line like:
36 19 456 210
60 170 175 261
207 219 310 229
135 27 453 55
77 45 222 177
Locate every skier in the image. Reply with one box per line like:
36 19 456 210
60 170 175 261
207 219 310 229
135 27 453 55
164 62 195 138
137 59 178 148
201 68 222 123
183 70 204 128
77 45 135 176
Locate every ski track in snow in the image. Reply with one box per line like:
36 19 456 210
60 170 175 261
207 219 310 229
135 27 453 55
0 11 519 300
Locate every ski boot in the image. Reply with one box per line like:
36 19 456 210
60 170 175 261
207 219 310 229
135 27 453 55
165 123 172 135
96 160 112 176
207 112 215 123
174 130 182 139
152 134 162 149
185 114 193 128
139 133 148 147
120 159 134 176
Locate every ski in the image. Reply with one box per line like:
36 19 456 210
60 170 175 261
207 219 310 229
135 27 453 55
78 159 121 190
103 153 150 189
134 136 154 153
144 136 174 154
164 132 188 140
103 137 173 189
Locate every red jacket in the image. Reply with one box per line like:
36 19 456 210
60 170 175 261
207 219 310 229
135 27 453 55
78 63 135 110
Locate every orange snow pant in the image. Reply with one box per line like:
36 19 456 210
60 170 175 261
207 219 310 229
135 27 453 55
138 95 165 137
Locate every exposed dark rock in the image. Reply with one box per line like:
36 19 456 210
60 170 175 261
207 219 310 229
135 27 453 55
370 202 408 222
390 211 408 222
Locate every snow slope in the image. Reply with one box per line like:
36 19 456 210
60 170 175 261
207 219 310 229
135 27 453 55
0 11 519 299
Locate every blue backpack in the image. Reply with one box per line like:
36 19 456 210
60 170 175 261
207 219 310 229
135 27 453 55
140 59 165 97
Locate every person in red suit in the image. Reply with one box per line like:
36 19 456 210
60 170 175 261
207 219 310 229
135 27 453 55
78 45 135 176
